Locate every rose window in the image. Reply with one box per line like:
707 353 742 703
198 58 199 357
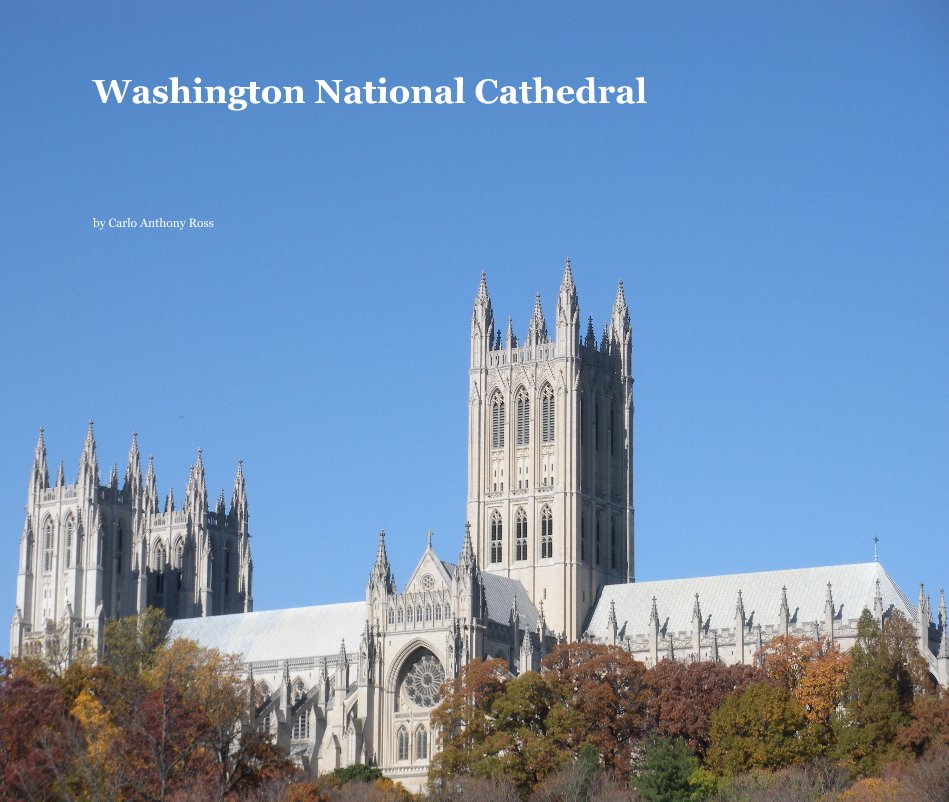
403 654 444 708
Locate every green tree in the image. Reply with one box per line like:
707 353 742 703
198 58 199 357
102 605 171 678
833 609 912 774
631 737 699 802
705 682 816 776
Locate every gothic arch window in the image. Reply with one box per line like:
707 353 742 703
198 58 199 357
515 508 527 561
491 393 505 449
540 506 553 559
25 529 33 572
174 538 184 570
397 607 404 624
541 384 555 443
444 604 451 620
425 604 432 622
434 604 441 622
292 680 309 740
397 726 409 761
610 520 617 570
116 526 123 575
155 542 167 595
43 519 54 573
348 725 356 764
407 606 414 624
224 545 231 596
388 607 395 626
64 516 74 569
515 387 530 446
415 725 428 760
490 511 503 564
292 709 309 740
416 605 422 623
595 517 601 565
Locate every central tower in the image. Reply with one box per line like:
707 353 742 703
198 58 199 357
466 261 634 640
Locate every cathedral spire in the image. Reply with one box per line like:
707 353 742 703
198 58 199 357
77 420 99 489
124 431 141 496
230 459 248 524
526 293 548 347
30 428 49 495
368 530 396 596
143 456 158 517
471 272 495 363
505 316 517 350
609 280 632 372
457 522 478 576
584 315 597 349
780 585 790 636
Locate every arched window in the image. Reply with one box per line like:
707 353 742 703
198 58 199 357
425 605 432 622
434 604 441 622
407 606 414 624
595 518 601 566
540 506 553 559
43 520 54 573
292 680 309 739
416 605 422 623
388 607 395 626
515 508 527 561
174 539 184 570
445 604 451 620
292 710 309 740
541 385 555 443
415 725 428 760
611 520 617 570
155 543 167 595
515 388 530 446
25 530 32 572
116 526 123 575
491 393 505 449
397 607 404 624
490 511 503 564
397 726 409 761
64 517 73 569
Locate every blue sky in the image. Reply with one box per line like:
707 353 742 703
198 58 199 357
2 2 947 648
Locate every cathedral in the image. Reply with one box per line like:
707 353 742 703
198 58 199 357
9 262 948 792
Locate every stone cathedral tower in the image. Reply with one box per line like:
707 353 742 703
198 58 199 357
10 423 253 662
466 261 634 640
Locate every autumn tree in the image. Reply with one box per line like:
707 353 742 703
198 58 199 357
895 691 949 758
0 657 78 801
430 658 511 783
705 682 816 776
649 659 765 758
759 634 850 744
541 643 653 773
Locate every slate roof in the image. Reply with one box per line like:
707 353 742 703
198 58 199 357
587 562 915 640
482 572 540 630
168 601 365 663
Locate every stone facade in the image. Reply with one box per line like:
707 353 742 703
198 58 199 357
10 424 252 662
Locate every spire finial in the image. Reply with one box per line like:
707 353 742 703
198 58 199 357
873 535 879 562
426 529 433 549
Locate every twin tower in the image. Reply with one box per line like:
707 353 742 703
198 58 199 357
467 260 634 639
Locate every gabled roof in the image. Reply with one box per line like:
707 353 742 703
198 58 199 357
587 562 915 641
168 601 365 663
